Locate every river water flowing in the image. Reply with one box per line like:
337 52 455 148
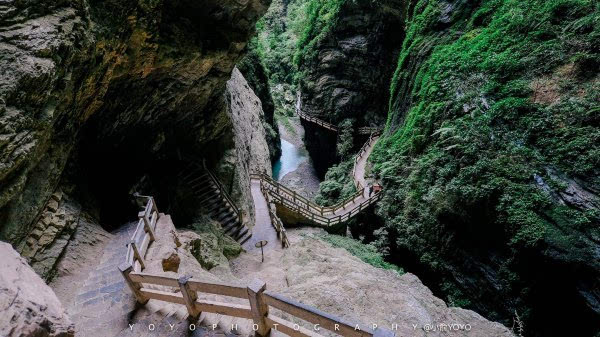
272 138 309 181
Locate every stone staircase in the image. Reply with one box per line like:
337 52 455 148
179 162 252 245
69 220 249 337
69 223 138 337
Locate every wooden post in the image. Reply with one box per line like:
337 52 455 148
119 262 148 304
140 215 156 242
179 276 201 321
373 328 396 337
150 197 158 215
130 240 145 269
247 279 270 336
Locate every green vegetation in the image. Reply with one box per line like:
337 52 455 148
252 0 312 117
317 232 404 273
252 0 350 115
371 0 599 325
252 0 598 333
315 159 356 206
293 0 346 79
336 119 355 159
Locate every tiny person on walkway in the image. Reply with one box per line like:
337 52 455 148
373 184 382 194
369 185 373 197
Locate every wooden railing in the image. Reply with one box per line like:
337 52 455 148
119 271 394 337
200 159 243 225
296 109 339 132
352 131 382 191
296 105 383 136
124 195 159 272
357 126 383 135
249 129 383 227
250 173 382 227
256 179 291 248
269 208 291 248
119 197 394 337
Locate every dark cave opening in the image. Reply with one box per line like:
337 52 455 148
75 120 159 231
72 114 233 232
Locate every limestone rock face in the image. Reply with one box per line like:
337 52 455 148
237 50 281 161
144 215 241 280
178 219 243 271
216 67 273 225
0 242 75 337
17 190 80 280
161 252 181 273
298 0 403 127
0 0 270 245
296 0 404 175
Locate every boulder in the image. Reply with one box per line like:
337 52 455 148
0 242 74 337
161 252 181 273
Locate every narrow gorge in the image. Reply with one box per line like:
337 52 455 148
1 1 598 337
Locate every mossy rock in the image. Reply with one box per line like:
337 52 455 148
188 216 244 270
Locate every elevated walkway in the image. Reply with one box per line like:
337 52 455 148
251 132 382 228
113 196 395 337
296 110 382 135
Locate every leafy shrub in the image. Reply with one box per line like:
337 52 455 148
317 233 404 273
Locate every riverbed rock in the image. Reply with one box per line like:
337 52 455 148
0 242 75 337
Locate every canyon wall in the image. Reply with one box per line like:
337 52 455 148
369 1 600 336
259 0 599 336
0 0 270 245
295 0 403 127
216 67 273 225
294 0 404 176
238 50 281 162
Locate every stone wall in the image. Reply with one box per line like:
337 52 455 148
18 190 80 280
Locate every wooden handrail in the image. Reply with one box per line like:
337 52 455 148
251 174 383 227
120 270 394 337
200 160 244 225
257 181 291 248
118 196 394 337
297 110 339 132
251 173 366 215
124 196 160 274
248 130 383 227
296 105 383 137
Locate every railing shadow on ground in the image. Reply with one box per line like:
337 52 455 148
119 196 395 337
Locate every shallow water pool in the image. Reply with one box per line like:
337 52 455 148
272 138 309 181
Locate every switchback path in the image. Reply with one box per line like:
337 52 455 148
251 132 382 229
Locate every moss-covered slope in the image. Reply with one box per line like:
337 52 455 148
371 0 599 335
